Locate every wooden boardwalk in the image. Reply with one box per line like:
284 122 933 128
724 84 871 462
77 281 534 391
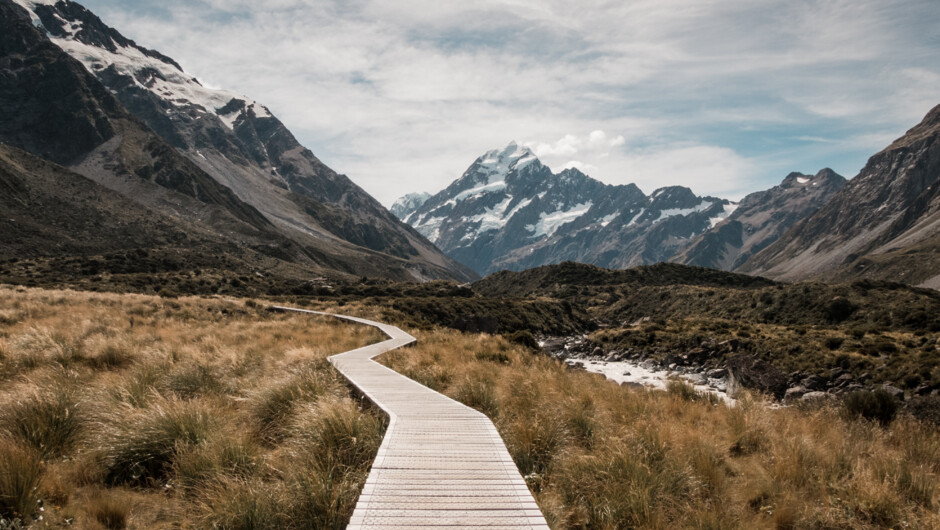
274 307 549 529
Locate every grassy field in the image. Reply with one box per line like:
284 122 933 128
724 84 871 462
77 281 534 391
380 325 940 529
0 286 385 529
3 287 939 529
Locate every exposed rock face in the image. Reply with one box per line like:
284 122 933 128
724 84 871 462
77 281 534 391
404 142 733 276
2 0 476 282
739 104 940 288
676 169 846 271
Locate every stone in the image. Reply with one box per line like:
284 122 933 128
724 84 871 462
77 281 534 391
592 347 604 357
881 384 905 400
784 386 809 401
706 368 727 379
834 373 855 387
801 391 829 401
801 374 824 390
684 373 708 386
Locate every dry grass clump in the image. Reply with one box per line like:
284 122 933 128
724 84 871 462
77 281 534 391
381 327 940 529
0 438 42 520
0 286 385 528
0 374 84 458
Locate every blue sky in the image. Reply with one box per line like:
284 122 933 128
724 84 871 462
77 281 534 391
78 0 940 205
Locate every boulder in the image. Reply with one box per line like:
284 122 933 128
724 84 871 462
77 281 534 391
801 391 830 402
801 374 824 390
784 386 809 402
684 373 708 386
881 384 905 400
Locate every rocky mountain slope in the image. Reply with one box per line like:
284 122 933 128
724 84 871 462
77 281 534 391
398 142 735 275
676 169 846 270
1 0 475 282
740 104 940 288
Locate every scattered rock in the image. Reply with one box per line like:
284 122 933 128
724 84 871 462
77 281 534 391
881 384 905 400
684 373 708 386
622 371 631 376
801 391 829 402
706 368 727 379
784 386 809 402
834 373 855 387
801 374 824 390
592 346 604 357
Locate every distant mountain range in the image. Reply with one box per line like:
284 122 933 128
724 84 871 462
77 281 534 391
393 143 846 277
0 0 476 283
3 0 936 289
398 103 940 288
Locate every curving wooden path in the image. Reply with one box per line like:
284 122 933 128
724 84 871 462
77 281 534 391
273 307 549 529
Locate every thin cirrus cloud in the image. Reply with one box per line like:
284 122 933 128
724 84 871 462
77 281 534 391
76 0 940 205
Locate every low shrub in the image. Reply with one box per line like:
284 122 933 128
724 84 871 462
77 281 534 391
843 390 899 426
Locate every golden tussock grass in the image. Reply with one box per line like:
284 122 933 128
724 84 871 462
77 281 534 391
0 285 385 528
380 326 940 529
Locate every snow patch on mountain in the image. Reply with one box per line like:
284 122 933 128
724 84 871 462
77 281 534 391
526 201 593 238
454 180 508 201
415 216 447 243
708 203 739 228
656 200 714 222
599 213 619 227
463 196 514 242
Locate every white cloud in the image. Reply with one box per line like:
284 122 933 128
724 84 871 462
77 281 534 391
612 145 757 199
526 131 626 159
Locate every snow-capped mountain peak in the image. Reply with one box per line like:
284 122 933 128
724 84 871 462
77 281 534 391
390 192 431 220
12 0 266 131
403 144 735 275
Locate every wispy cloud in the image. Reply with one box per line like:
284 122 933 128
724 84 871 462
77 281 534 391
79 0 940 204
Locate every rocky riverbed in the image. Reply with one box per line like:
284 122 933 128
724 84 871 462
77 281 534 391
539 334 923 406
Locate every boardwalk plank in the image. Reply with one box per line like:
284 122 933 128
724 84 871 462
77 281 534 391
273 307 549 530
